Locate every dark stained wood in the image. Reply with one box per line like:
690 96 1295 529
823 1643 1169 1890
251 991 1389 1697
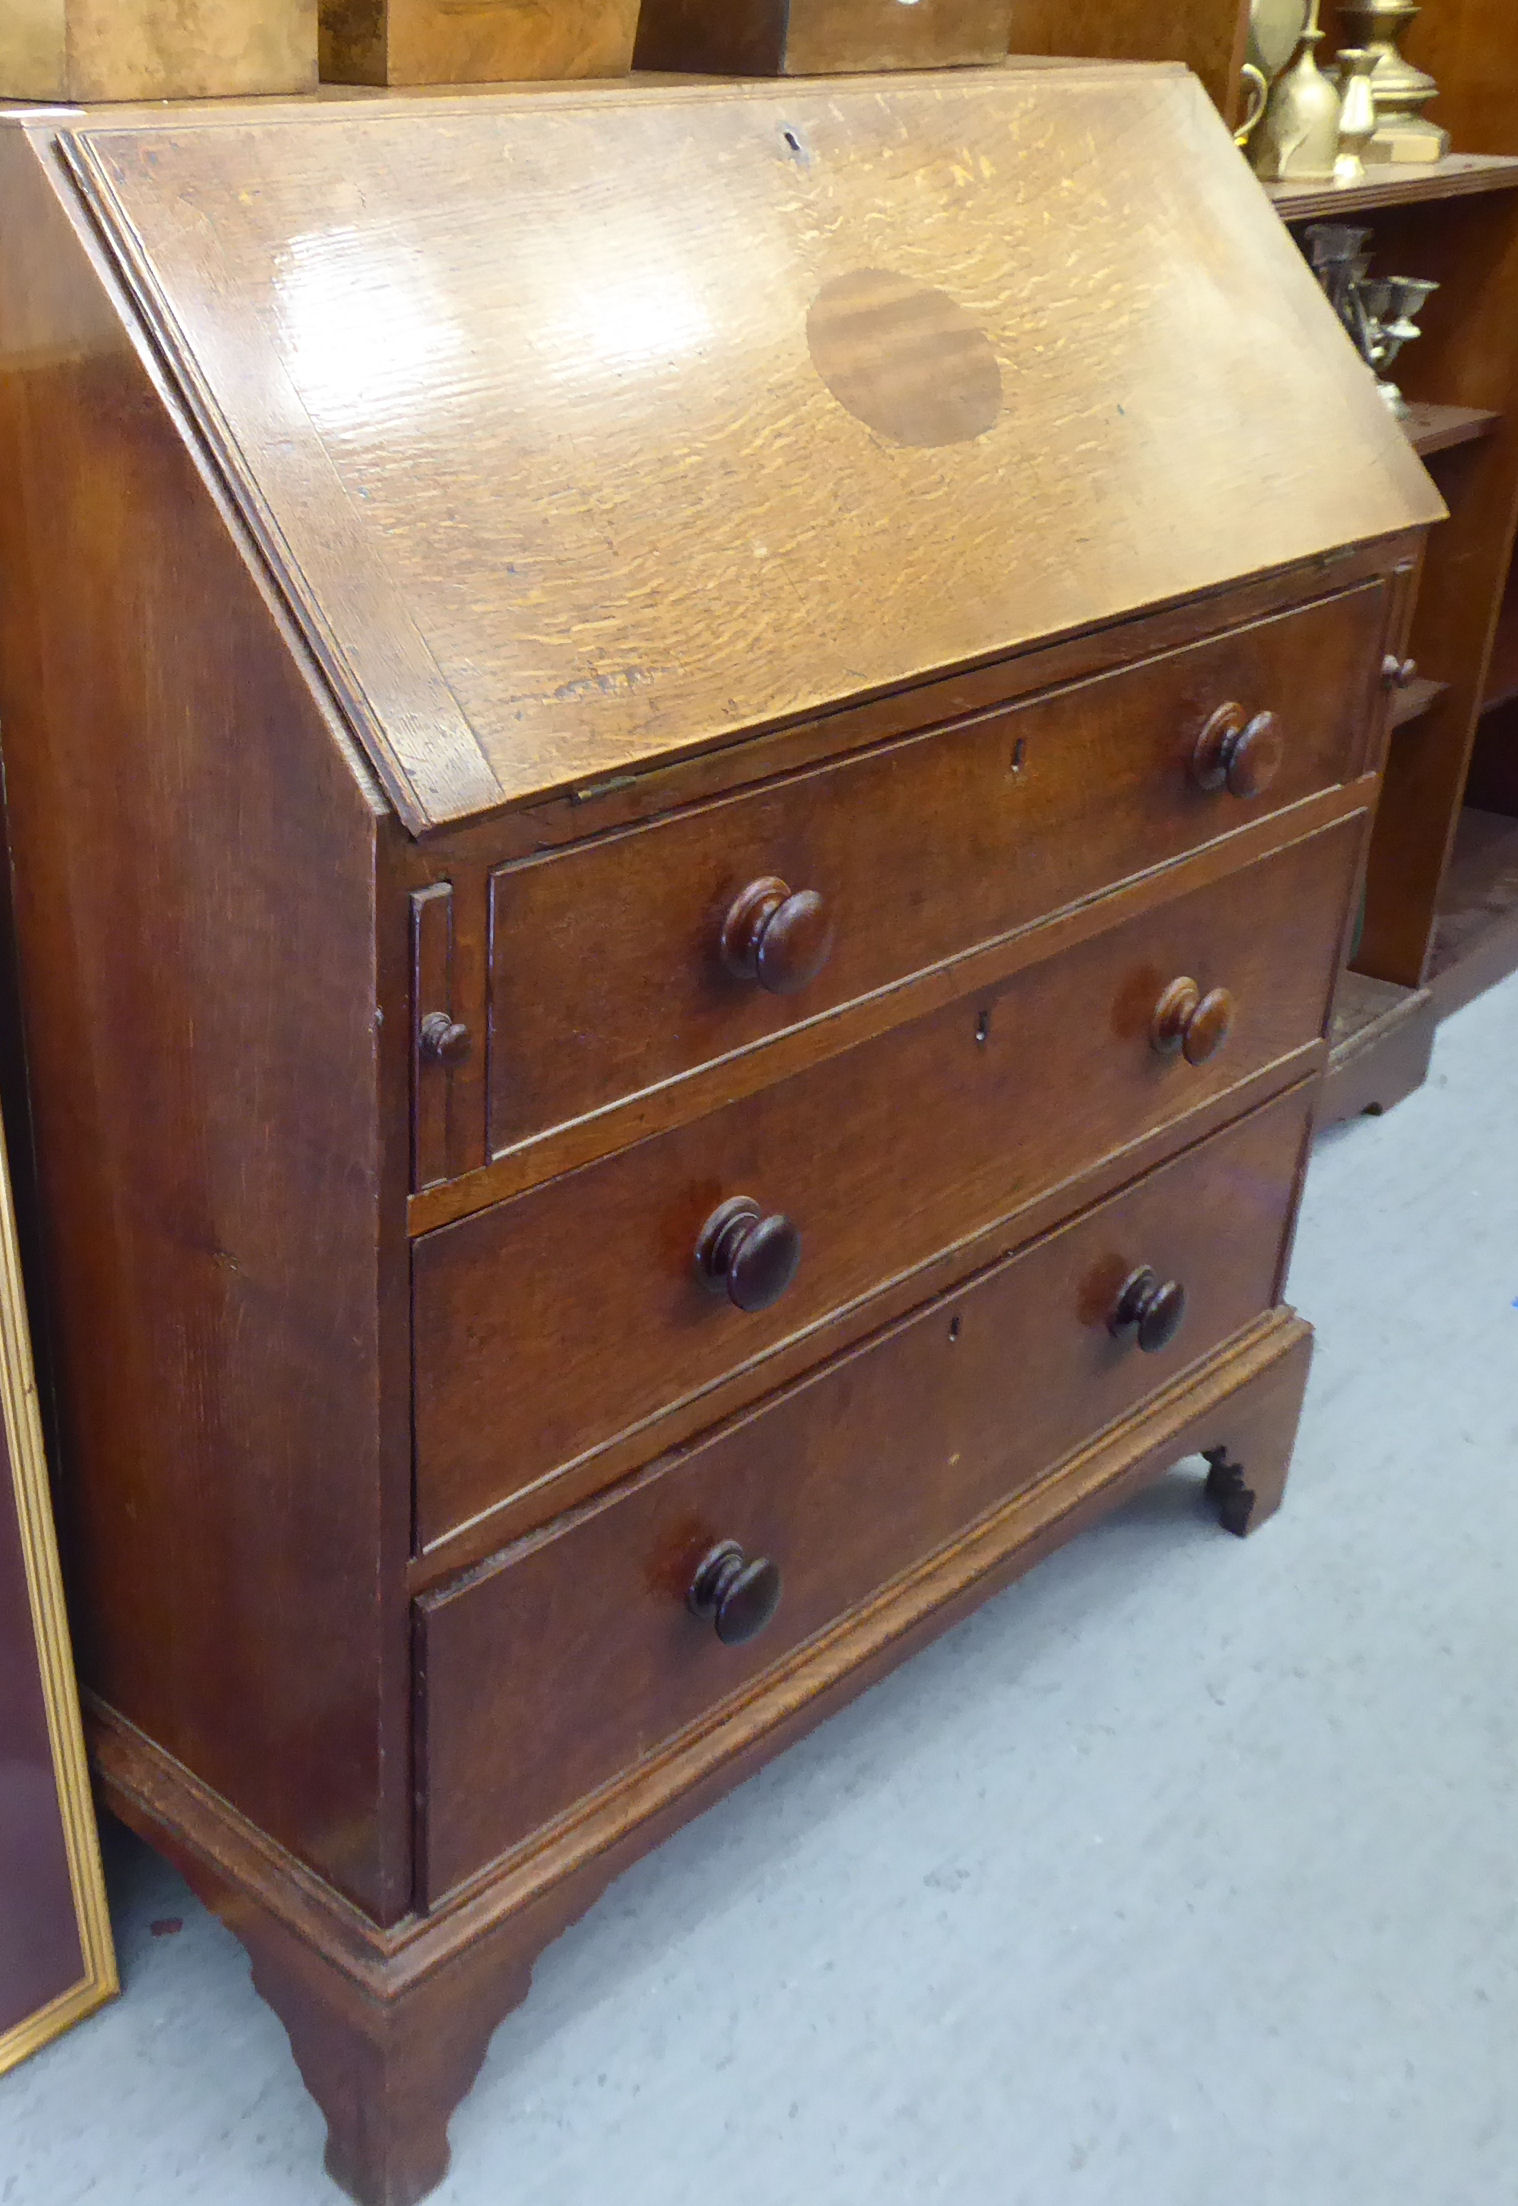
1190 702 1285 798
694 1197 804 1315
1267 153 1518 222
1390 673 1449 729
91 1306 1313 2198
416 1040 1332 1590
635 0 1015 76
1005 0 1249 124
410 886 453 1194
1426 805 1518 1013
1479 570 1518 709
0 129 415 1925
0 61 1430 2206
686 1540 785 1648
1402 400 1502 456
320 0 640 84
719 876 834 997
1320 971 1436 1122
1399 0 1518 164
486 584 1388 1160
419 1086 1315 1898
1305 187 1518 990
1150 977 1236 1065
57 67 1437 830
416 818 1362 1547
1107 1265 1188 1353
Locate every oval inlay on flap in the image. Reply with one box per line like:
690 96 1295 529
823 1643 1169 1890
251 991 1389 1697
807 268 1002 447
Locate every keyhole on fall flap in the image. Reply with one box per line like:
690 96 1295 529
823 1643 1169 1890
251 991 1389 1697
975 1008 991 1046
1009 738 1027 774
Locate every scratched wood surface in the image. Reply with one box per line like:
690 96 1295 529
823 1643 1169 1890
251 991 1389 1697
61 65 1438 833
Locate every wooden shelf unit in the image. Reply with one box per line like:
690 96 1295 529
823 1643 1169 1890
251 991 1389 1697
1481 570 1518 709
1006 5 1518 1112
1426 805 1518 1013
1390 673 1449 728
1267 151 1518 221
1321 970 1436 1122
1403 400 1501 456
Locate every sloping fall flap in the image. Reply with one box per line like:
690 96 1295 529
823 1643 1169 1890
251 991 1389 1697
61 65 1442 834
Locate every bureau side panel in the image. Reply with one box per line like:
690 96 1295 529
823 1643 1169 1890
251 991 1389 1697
0 127 411 1923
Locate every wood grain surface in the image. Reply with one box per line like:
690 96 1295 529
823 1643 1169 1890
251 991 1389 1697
0 128 414 1922
634 0 1016 76
0 0 316 102
414 816 1360 1544
485 580 1386 1153
321 0 641 87
1005 0 1250 125
418 1081 1313 1898
58 67 1437 830
92 1306 1312 2195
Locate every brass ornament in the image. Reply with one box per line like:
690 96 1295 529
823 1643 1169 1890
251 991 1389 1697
1335 0 1450 164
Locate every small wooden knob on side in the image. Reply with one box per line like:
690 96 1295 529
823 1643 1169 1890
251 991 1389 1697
419 1012 471 1066
1150 977 1236 1066
1190 703 1284 800
695 1196 802 1314
720 876 834 996
1108 1266 1187 1354
687 1540 783 1646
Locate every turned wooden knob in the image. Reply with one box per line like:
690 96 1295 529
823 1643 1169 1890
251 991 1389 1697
1190 704 1283 799
688 1540 783 1646
1382 653 1418 689
695 1196 802 1313
1108 1266 1187 1353
720 876 834 996
419 1011 471 1066
1150 977 1236 1065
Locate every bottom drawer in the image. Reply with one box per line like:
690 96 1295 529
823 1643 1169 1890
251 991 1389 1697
418 1084 1313 1900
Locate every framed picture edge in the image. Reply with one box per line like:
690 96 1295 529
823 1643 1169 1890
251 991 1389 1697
0 1113 117 2076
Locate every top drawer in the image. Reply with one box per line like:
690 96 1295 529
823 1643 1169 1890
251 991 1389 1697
487 580 1388 1155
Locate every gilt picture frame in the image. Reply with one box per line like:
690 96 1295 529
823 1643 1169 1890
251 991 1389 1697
0 1109 115 2076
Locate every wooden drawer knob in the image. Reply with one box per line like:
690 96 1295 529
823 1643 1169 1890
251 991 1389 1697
1150 977 1235 1065
696 1196 802 1313
1190 704 1283 799
688 1539 783 1646
1108 1266 1187 1353
419 1012 471 1066
720 876 834 996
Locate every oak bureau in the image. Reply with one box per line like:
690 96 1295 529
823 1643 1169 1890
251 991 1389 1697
0 59 1438 2205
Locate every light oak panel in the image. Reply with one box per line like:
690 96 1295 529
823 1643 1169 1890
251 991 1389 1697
61 66 1436 829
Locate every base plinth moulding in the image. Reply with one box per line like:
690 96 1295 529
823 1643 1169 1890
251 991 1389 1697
90 1313 1312 2206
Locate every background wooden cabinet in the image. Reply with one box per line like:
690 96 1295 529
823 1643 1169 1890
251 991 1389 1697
1008 0 1518 1117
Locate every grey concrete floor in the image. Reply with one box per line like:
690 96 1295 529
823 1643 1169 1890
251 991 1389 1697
5 975 1516 2206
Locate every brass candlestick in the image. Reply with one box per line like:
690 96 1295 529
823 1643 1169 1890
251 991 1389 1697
1304 224 1439 414
1335 0 1450 163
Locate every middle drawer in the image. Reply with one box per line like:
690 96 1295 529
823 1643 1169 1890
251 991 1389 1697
415 816 1357 1546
